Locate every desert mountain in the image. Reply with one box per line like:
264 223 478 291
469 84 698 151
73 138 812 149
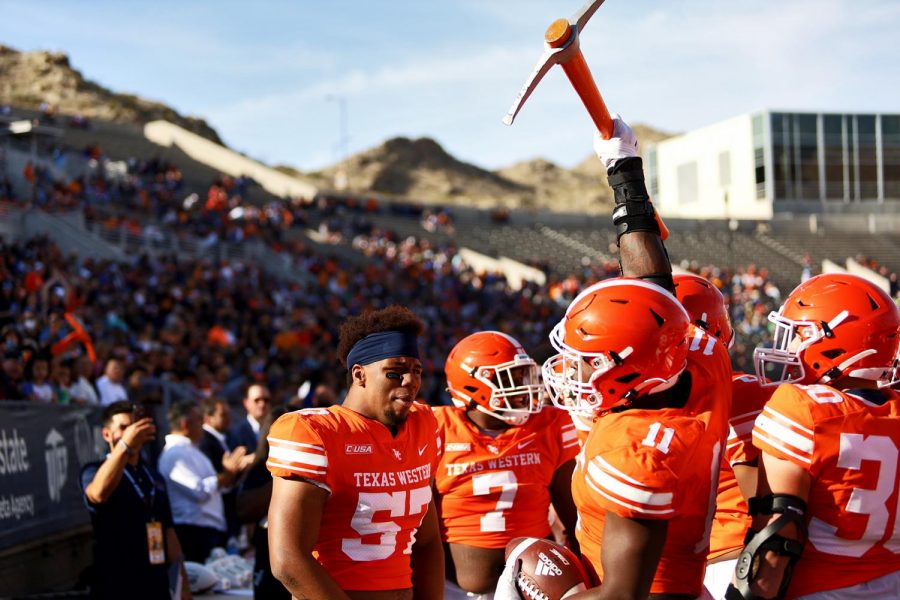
313 125 671 213
495 158 611 214
318 136 537 210
0 44 221 143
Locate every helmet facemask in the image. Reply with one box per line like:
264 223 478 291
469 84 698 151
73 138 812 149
755 308 892 387
450 354 543 426
543 320 680 415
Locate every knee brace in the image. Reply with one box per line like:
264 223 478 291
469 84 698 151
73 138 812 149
725 494 807 600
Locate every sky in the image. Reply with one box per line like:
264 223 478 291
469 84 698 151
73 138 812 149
2 0 899 172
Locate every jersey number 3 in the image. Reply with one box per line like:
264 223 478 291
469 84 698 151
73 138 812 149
809 433 900 557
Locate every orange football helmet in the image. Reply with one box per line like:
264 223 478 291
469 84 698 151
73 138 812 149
673 273 734 348
542 279 691 415
754 273 900 387
445 331 543 425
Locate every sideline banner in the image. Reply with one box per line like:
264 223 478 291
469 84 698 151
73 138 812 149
0 403 106 550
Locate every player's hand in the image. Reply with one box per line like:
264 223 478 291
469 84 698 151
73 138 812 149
494 556 523 600
122 418 156 450
222 446 250 475
593 112 639 171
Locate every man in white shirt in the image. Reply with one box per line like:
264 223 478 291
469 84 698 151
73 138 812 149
95 358 128 406
158 400 250 562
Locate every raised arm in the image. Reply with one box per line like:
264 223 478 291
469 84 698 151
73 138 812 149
594 116 673 293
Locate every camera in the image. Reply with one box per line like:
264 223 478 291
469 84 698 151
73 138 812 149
132 403 148 421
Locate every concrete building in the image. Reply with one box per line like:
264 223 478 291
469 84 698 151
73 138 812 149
646 111 900 223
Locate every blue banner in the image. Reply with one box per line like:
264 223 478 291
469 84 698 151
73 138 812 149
0 403 106 549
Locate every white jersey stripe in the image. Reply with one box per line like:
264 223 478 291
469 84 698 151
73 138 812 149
562 430 578 442
752 430 813 464
754 413 814 456
267 437 326 451
584 473 675 516
266 461 328 477
593 455 645 486
268 446 329 467
761 406 814 436
587 458 674 507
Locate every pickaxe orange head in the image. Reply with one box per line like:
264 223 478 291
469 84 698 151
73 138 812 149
503 0 613 139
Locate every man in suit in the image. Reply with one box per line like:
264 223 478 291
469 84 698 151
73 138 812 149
227 384 271 453
199 397 231 468
199 397 240 537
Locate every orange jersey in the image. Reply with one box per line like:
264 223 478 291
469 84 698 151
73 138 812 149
572 326 732 596
752 385 900 597
266 403 440 591
433 406 579 548
709 373 773 559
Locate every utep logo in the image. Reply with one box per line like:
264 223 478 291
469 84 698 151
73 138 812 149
535 552 562 577
392 448 403 461
345 443 373 455
44 428 68 503
486 444 499 455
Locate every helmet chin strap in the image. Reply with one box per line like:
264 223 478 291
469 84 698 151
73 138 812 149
472 403 529 426
819 349 878 384
643 366 686 396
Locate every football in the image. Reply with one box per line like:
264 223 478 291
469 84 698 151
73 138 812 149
505 537 588 600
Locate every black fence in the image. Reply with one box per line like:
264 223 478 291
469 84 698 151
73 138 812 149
0 403 106 551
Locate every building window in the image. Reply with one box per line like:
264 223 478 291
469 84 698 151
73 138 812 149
883 115 900 200
772 112 792 200
796 114 820 200
823 114 845 200
647 147 659 197
719 151 731 187
753 114 766 199
677 161 698 205
857 115 878 199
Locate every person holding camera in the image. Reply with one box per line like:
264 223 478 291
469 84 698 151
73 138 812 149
80 400 191 600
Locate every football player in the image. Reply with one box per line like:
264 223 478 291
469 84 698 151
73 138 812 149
728 274 900 599
434 331 580 599
673 273 775 598
266 305 444 600
542 278 732 599
498 115 732 600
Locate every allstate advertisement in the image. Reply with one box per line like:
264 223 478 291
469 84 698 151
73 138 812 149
0 403 106 549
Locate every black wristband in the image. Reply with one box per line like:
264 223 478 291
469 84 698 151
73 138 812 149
607 158 659 241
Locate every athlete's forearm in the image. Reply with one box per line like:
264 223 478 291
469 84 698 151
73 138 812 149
271 551 350 600
411 533 444 600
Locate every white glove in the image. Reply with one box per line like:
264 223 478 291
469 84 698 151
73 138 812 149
593 112 639 170
494 556 522 600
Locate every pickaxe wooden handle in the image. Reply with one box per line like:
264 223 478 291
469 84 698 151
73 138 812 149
503 0 613 139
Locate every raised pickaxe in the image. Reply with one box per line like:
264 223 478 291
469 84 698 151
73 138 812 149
503 0 613 139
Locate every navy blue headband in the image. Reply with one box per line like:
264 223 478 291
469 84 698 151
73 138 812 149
346 330 420 368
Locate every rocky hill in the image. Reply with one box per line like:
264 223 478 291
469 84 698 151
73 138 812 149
0 44 221 143
313 125 672 213
317 136 538 210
